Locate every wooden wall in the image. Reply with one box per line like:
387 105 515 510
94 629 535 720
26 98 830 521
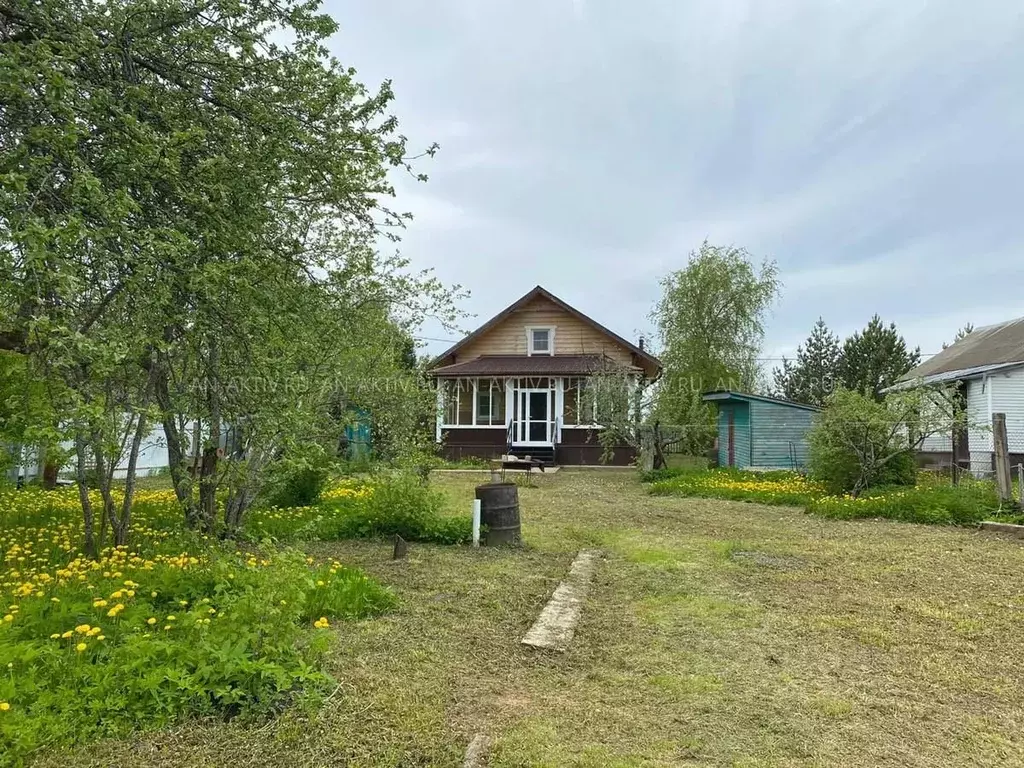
455 297 635 368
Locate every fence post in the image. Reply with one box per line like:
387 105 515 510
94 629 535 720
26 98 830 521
1018 464 1024 508
992 413 1014 506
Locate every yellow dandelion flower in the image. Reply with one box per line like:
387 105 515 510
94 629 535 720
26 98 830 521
0 702 9 712
61 630 72 639
147 617 157 625
75 642 87 652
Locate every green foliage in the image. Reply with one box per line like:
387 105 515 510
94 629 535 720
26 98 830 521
248 474 472 546
0 0 460 541
807 482 999 525
262 448 338 509
639 466 703 483
771 318 842 407
0 485 396 763
805 387 961 495
645 467 1000 528
648 469 822 506
651 241 780 454
836 315 920 400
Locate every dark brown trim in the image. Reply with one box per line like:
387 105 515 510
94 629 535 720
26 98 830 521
556 444 636 466
429 286 662 372
439 427 506 462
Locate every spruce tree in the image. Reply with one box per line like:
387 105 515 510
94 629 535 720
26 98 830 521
771 318 841 407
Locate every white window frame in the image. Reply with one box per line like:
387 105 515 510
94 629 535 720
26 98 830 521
526 326 555 356
440 377 507 429
560 375 600 428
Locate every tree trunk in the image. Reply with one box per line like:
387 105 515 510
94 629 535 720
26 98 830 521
117 409 149 546
74 433 96 558
652 421 668 470
151 349 199 526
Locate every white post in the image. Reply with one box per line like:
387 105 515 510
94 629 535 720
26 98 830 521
472 499 482 547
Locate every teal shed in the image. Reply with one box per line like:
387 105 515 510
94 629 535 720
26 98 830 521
702 391 820 470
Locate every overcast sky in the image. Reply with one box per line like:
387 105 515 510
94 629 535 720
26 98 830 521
329 0 1024 366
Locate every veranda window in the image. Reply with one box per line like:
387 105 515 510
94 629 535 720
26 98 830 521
443 378 506 426
475 378 507 425
562 377 595 426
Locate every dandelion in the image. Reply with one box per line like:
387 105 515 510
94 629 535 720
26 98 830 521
61 630 72 639
2 615 12 623
93 599 108 608
97 635 105 641
163 625 171 631
166 615 176 621
147 617 157 625
74 624 91 634
0 702 9 712
75 642 87 652
49 633 60 639
313 616 330 629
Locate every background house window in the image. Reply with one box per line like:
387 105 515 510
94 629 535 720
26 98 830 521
528 327 554 355
475 378 507 425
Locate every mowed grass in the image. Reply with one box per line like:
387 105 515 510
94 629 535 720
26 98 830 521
33 471 1024 767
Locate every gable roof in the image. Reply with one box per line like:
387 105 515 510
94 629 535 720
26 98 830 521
429 285 662 371
702 390 822 412
897 316 1024 385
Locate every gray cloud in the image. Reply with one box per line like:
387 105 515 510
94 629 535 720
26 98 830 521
329 0 1024 363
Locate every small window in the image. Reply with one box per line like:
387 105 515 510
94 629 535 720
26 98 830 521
527 327 554 355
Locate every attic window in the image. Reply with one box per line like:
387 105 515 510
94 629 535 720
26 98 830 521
527 326 554 355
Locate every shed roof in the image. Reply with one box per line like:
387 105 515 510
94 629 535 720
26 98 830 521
701 390 821 412
894 316 1024 387
429 354 639 377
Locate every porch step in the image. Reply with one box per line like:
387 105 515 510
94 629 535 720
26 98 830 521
507 445 556 467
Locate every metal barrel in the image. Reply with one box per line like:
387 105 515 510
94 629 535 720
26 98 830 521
475 482 521 546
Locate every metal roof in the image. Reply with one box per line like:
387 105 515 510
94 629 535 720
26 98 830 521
701 390 821 412
428 354 638 377
899 316 1024 382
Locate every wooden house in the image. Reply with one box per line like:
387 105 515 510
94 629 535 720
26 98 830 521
427 286 662 466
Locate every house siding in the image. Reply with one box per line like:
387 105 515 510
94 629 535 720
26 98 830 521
748 400 816 469
966 376 992 473
990 366 1024 454
454 297 635 367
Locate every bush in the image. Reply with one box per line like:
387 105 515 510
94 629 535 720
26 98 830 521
808 482 1000 525
248 474 473 545
262 449 336 508
807 388 921 495
0 489 396 763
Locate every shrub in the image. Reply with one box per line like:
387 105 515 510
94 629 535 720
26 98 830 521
807 482 1000 525
248 474 472 545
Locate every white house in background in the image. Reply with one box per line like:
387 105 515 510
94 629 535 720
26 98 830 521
5 430 170 484
888 317 1024 475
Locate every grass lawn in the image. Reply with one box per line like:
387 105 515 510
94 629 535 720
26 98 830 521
38 471 1024 767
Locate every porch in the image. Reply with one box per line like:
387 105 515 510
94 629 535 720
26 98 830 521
435 375 637 467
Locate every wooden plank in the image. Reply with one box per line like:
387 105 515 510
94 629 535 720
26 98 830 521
462 733 491 768
993 413 1014 505
980 521 1024 538
521 550 600 651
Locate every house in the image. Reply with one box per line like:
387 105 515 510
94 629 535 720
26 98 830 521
702 391 820 470
427 286 662 466
889 317 1024 474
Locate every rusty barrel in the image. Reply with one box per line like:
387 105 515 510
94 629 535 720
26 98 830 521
475 482 521 546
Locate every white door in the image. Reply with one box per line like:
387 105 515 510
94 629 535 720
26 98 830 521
515 389 550 445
